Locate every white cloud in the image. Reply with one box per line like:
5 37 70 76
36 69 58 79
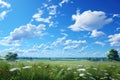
0 11 7 20
0 0 11 20
113 14 120 18
52 33 68 46
116 27 120 31
59 0 69 7
9 24 46 40
64 40 72 45
42 3 48 8
34 44 46 49
64 40 87 50
47 5 57 15
68 10 112 31
108 33 120 46
32 9 51 23
52 36 66 46
78 46 88 53
0 39 20 46
95 41 105 46
90 30 105 37
64 39 86 45
64 45 79 50
0 24 46 46
0 0 11 8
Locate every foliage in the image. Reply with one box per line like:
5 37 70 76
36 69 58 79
5 52 18 61
107 49 119 61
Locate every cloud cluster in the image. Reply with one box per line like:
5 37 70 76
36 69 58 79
0 24 46 46
32 3 58 27
108 33 120 46
68 10 112 31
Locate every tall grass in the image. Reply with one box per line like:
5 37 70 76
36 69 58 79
0 60 120 80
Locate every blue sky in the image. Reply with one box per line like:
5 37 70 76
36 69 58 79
0 0 120 57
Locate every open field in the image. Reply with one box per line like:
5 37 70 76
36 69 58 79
0 60 120 80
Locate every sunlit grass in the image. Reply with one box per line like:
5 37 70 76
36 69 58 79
0 60 120 80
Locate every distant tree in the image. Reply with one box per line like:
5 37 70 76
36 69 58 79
107 49 119 61
5 52 18 61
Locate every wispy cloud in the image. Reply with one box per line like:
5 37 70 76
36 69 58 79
0 11 8 20
47 5 57 15
0 0 11 20
113 14 120 18
0 0 11 8
68 10 112 31
59 0 69 7
64 40 87 50
95 41 105 46
52 36 66 46
32 9 52 23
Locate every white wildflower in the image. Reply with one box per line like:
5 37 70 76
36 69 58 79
77 68 86 72
79 73 86 77
22 66 32 69
9 68 20 72
67 67 72 71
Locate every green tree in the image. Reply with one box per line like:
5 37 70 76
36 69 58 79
107 49 119 61
5 52 18 61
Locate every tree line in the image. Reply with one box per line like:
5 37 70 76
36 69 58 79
0 49 120 61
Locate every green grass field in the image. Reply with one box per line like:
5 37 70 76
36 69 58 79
0 60 120 80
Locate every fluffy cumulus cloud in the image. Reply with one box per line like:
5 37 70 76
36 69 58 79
108 33 120 46
95 41 105 46
8 24 46 40
59 0 69 7
68 10 112 31
0 24 46 46
90 30 105 37
0 0 11 20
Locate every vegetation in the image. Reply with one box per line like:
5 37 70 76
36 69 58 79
5 52 18 61
0 60 120 80
107 49 119 61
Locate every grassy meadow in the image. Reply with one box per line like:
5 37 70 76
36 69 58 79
0 60 120 80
